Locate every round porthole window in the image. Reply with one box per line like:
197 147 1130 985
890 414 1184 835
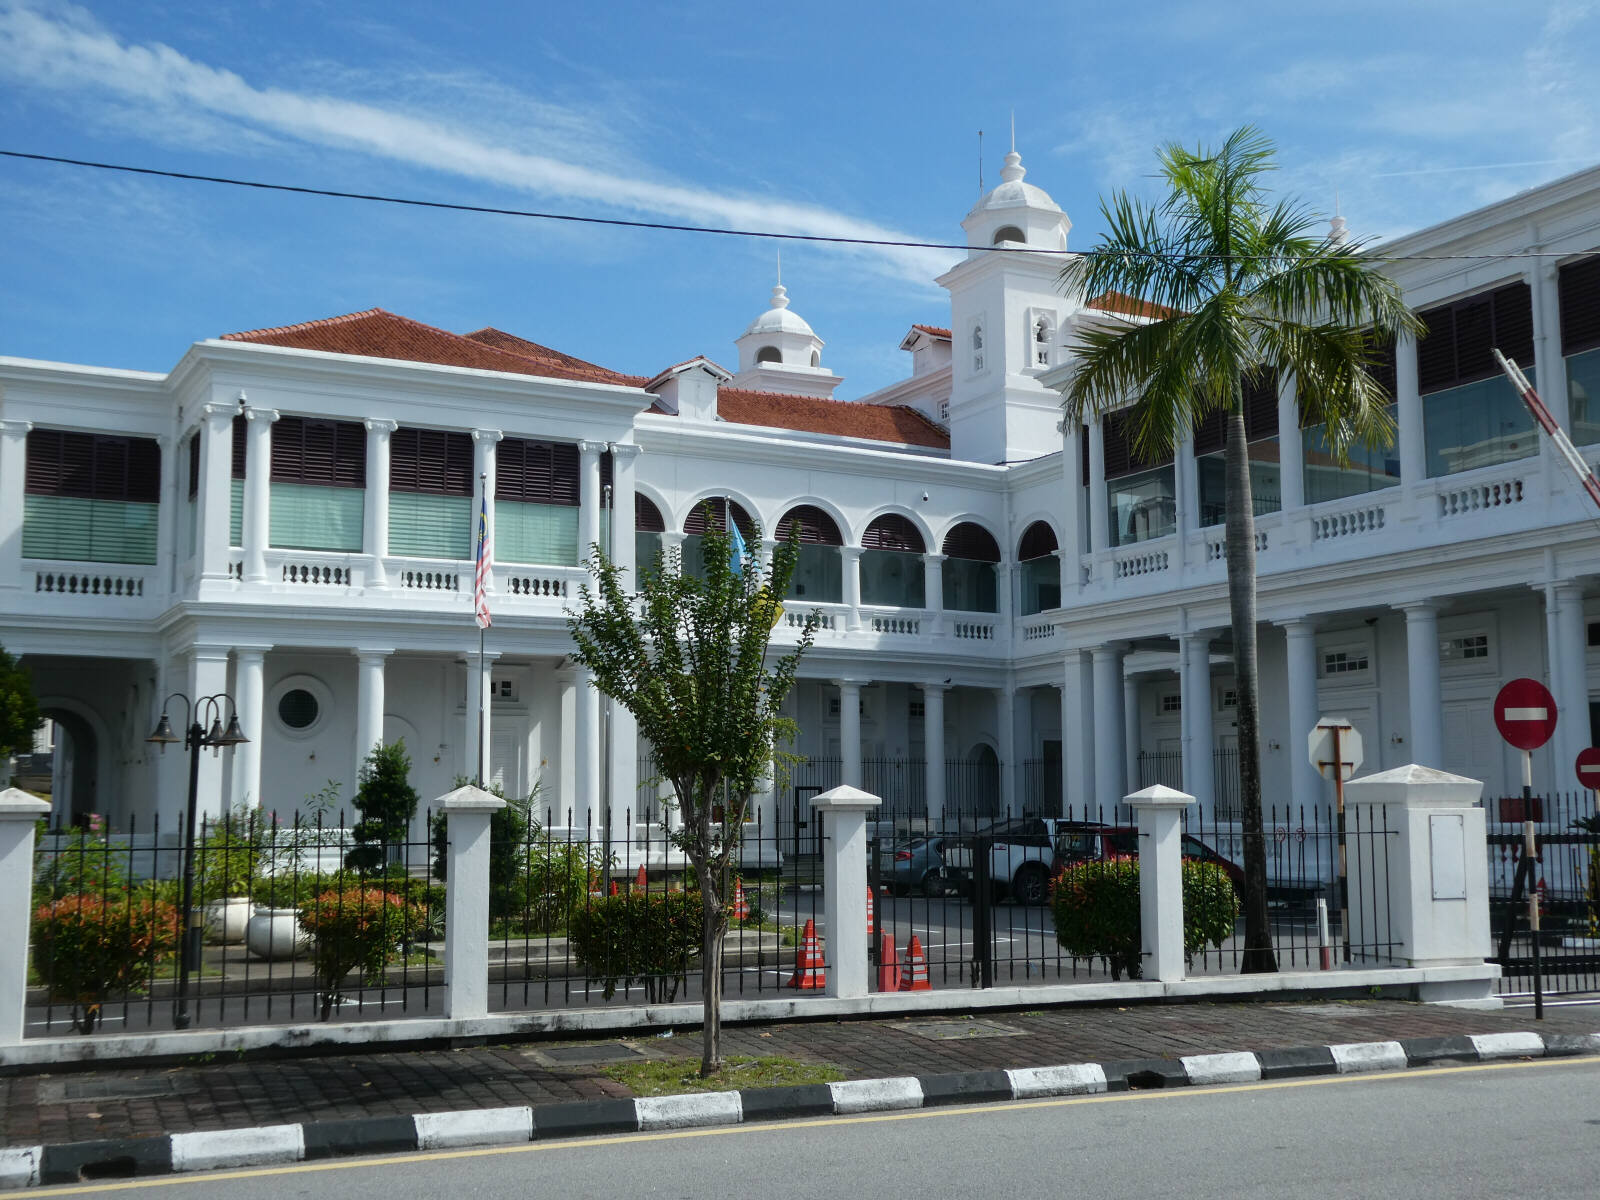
277 688 319 730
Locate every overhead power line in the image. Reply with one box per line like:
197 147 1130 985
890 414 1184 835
1 148 1594 265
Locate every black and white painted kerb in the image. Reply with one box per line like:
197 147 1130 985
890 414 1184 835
3 1030 1594 1188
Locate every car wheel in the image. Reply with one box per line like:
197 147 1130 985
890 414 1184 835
1012 865 1049 907
890 882 911 898
920 870 945 897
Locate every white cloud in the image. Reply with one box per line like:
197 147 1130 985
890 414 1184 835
0 3 957 287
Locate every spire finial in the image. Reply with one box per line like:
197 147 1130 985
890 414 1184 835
1329 189 1348 244
776 248 782 287
1010 108 1015 154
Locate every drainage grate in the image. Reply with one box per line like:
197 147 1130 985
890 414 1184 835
897 1019 1027 1041
538 1043 647 1066
41 1077 189 1104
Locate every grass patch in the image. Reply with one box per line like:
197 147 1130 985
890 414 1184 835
603 1054 846 1096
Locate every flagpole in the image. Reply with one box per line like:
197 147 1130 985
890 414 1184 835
477 621 485 788
475 470 489 788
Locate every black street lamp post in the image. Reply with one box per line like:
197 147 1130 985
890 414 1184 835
147 692 247 1030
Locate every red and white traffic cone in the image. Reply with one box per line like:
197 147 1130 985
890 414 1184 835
731 877 750 921
787 919 826 990
876 932 901 992
866 883 875 938
899 934 931 991
635 863 648 891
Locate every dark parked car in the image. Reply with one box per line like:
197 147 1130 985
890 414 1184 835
872 835 947 896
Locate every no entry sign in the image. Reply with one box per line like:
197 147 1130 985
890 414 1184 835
1577 747 1600 792
1493 678 1558 751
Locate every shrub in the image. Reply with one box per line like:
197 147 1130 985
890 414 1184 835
1050 856 1239 980
430 777 538 921
32 816 129 905
194 806 264 902
347 742 419 873
298 887 424 1020
568 891 702 1002
31 892 179 1032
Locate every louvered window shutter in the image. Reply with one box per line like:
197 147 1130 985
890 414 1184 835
634 495 666 533
187 433 201 499
1243 370 1279 442
1560 255 1600 356
862 514 925 553
1018 521 1059 561
1418 283 1534 394
1102 412 1133 479
231 416 247 479
941 522 1001 563
776 504 839 545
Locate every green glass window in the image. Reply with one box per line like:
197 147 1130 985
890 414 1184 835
860 549 924 608
1422 372 1536 477
497 500 579 565
1302 404 1400 503
1567 349 1600 447
230 479 244 547
268 483 364 552
22 496 159 564
942 558 997 612
389 492 471 559
1109 465 1179 545
23 430 161 565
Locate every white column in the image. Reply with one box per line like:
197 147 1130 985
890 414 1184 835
472 429 502 575
1399 601 1444 769
198 403 235 584
0 420 30 591
1063 650 1096 814
1092 643 1127 808
442 784 505 1019
924 553 944 632
923 683 947 823
1550 581 1589 787
462 650 498 789
1175 431 1197 563
578 440 604 563
364 419 396 587
241 407 277 583
1088 418 1109 553
189 645 232 823
354 649 390 773
1123 672 1141 796
158 434 179 594
842 546 863 631
1280 619 1322 812
1180 630 1217 818
608 704 639 838
1277 370 1305 511
611 443 640 589
836 679 863 787
1396 330 1425 484
0 788 51 1046
812 784 881 999
1060 418 1085 590
997 684 1017 816
230 647 268 810
575 665 600 833
1528 261 1571 432
555 666 577 824
996 560 1015 621
1126 784 1196 983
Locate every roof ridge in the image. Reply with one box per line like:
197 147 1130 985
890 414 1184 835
220 308 390 341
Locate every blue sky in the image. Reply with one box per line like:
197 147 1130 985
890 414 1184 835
3 0 1598 397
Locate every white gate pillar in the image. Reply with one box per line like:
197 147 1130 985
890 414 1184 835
1125 783 1195 983
0 788 51 1046
812 784 881 1000
440 783 506 1020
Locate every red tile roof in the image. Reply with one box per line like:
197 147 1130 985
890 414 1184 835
221 309 643 386
715 388 949 449
910 324 952 338
1087 290 1175 320
463 327 646 386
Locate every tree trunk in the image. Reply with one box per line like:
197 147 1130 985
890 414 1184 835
1223 405 1277 973
697 864 727 1077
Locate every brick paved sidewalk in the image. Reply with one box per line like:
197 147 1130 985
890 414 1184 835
3 998 1594 1148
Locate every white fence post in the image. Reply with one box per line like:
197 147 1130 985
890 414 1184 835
811 784 881 999
1342 765 1491 985
440 784 505 1021
0 788 51 1046
1125 784 1195 983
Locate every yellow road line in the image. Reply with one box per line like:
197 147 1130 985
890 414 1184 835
8 1055 1597 1197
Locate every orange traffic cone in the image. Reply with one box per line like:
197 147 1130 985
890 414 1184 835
731 877 750 921
786 918 826 989
899 934 931 991
635 863 648 890
609 879 619 897
866 884 875 937
876 932 901 992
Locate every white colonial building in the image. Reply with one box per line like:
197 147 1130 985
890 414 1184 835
4 150 1600 841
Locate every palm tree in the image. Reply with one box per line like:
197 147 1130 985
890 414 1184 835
1059 127 1420 972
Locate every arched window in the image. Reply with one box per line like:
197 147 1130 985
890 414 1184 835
992 226 1025 245
940 521 1000 613
635 495 665 575
777 504 843 603
681 498 756 579
971 322 985 373
860 513 926 609
756 346 782 364
1033 315 1053 367
1017 521 1060 616
810 349 820 367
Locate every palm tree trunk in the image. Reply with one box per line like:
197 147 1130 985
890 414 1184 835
1223 406 1277 973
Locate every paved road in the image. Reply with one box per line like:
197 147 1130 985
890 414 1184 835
20 1057 1600 1199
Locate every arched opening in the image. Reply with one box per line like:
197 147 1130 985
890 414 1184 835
941 522 1000 613
992 225 1025 245
971 322 985 372
953 741 1001 819
860 513 926 608
756 346 782 364
777 504 843 603
635 494 666 575
1033 316 1053 367
1017 521 1061 615
682 497 756 579
39 708 98 828
809 349 820 367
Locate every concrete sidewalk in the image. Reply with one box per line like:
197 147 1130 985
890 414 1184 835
3 997 1595 1151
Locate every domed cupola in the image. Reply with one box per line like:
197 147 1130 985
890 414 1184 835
729 281 843 399
961 148 1070 255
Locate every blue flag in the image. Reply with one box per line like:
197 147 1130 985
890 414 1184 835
727 505 747 576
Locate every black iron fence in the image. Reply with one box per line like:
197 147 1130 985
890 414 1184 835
1136 748 1243 819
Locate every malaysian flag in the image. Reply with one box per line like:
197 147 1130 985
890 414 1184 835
473 492 492 629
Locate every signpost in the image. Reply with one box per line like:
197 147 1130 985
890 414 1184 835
1309 717 1364 964
1493 677 1557 1019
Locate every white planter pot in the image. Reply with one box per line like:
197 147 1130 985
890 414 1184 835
245 907 308 960
204 897 253 945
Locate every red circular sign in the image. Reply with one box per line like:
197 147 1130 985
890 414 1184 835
1576 747 1600 792
1494 678 1558 751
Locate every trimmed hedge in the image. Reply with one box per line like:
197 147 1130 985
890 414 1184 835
1050 856 1239 980
568 891 702 1002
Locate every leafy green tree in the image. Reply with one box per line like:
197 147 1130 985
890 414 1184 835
568 509 815 1076
0 644 42 760
1058 127 1420 971
347 740 420 873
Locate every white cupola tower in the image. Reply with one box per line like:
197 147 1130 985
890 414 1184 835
937 143 1076 464
729 282 843 399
